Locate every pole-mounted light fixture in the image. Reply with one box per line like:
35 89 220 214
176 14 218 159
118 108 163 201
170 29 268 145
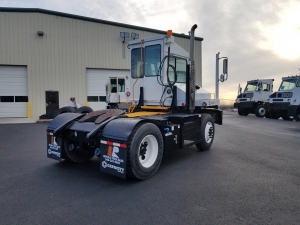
131 32 139 40
37 31 44 36
120 32 129 43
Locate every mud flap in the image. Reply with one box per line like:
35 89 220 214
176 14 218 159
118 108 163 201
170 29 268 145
100 140 127 179
47 132 62 161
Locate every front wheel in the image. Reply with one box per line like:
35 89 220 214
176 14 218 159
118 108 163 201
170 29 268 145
127 123 163 180
255 105 267 117
196 114 215 151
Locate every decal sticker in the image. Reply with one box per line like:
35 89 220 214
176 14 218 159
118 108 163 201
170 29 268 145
100 141 127 179
47 133 62 161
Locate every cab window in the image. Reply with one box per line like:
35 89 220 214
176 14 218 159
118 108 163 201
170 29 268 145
145 45 161 76
262 83 270 91
131 48 144 78
168 57 187 83
118 79 125 92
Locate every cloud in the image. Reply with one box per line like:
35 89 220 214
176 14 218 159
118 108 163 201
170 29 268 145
1 0 300 99
257 1 300 60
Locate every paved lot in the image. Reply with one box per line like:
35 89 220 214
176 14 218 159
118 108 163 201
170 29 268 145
0 113 299 225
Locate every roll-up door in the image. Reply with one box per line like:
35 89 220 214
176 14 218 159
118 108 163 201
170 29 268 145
0 66 28 117
86 69 129 110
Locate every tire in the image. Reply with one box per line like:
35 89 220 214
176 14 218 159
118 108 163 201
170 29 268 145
269 110 280 119
62 137 95 163
77 106 93 114
127 123 163 180
53 106 77 118
255 105 267 117
294 108 300 121
238 108 248 116
195 114 215 151
282 113 294 121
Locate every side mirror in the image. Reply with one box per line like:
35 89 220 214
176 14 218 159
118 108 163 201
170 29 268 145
220 74 225 82
223 58 228 75
195 84 200 90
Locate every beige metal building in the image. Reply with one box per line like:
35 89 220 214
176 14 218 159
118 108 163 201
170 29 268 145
0 8 203 119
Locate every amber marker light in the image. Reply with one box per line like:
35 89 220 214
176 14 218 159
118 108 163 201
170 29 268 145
167 30 173 36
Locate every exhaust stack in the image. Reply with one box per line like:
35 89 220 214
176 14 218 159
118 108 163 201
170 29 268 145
189 24 197 113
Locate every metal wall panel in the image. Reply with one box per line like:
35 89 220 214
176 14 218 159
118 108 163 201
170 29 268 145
0 11 202 118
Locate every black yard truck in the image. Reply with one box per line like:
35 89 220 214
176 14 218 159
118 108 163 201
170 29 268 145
47 25 226 180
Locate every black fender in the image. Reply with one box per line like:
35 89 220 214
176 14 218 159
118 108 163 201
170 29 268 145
101 118 143 142
47 113 84 135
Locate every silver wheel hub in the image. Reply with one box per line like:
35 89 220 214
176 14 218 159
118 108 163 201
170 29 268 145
259 108 266 115
139 135 158 168
204 122 214 143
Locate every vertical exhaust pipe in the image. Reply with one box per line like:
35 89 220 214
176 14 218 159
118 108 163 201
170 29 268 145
189 24 197 113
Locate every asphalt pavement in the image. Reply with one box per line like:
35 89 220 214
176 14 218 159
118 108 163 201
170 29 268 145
0 113 299 225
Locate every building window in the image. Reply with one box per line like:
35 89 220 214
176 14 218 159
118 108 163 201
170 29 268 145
0 96 14 102
87 96 98 102
15 96 28 102
99 96 106 102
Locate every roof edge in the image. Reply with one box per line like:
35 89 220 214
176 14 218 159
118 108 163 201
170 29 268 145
0 7 204 41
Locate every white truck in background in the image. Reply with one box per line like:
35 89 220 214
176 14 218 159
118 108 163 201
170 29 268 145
234 79 274 117
267 75 300 121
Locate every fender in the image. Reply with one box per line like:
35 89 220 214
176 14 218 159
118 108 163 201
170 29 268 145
101 118 142 142
47 113 84 135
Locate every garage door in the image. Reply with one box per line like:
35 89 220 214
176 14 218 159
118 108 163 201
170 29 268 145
0 66 28 117
86 69 129 110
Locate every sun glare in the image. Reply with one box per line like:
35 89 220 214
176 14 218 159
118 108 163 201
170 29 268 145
257 2 300 60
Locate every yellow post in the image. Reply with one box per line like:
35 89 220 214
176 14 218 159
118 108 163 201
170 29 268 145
85 102 89 106
27 102 31 118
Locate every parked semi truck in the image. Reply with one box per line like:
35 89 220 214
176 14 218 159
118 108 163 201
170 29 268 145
267 75 300 121
46 25 227 180
234 79 274 117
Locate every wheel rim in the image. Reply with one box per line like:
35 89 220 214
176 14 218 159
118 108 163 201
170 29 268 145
259 108 266 116
204 122 214 143
138 135 158 168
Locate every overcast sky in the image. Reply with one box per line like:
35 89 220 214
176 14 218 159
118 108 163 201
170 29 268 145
1 0 300 100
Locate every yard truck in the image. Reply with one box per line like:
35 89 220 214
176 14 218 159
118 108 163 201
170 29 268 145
266 75 300 121
234 79 274 117
46 25 227 180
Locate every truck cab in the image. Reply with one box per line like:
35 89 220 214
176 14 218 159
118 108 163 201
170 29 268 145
267 75 300 121
234 79 273 117
105 77 129 109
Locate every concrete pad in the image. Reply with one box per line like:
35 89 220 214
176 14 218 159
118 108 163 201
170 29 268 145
0 118 37 124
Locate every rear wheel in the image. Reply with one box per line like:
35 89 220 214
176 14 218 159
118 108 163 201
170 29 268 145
282 113 294 121
53 106 77 118
294 108 300 121
62 138 95 163
255 105 267 117
238 108 248 116
269 110 280 119
127 123 163 180
77 106 93 114
196 114 215 151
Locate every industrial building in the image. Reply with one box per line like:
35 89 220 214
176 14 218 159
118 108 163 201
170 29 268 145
0 7 203 119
